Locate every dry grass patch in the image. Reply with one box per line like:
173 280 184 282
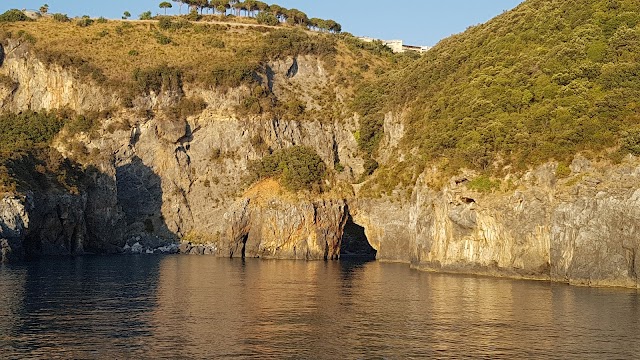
3 18 262 85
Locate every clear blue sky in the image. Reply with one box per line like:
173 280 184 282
2 1 524 46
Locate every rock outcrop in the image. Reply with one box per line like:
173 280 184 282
1 192 86 262
0 39 117 113
0 196 28 263
353 158 640 288
221 181 348 260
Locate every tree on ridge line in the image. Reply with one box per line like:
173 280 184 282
153 1 342 33
159 2 173 15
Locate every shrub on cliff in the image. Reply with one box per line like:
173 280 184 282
0 9 32 22
249 146 326 192
205 62 258 89
166 96 207 120
0 111 65 154
260 29 336 59
0 111 83 193
132 64 183 94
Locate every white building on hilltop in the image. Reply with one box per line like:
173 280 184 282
358 37 432 54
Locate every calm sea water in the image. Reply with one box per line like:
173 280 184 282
1 256 639 359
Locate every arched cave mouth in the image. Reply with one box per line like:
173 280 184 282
340 216 376 261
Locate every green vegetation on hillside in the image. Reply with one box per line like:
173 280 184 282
355 0 640 193
0 9 33 22
0 111 81 193
0 111 65 155
248 146 326 192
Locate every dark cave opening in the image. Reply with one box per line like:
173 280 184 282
340 216 377 260
241 234 248 259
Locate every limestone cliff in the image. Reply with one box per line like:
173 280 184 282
2 31 640 290
353 156 640 288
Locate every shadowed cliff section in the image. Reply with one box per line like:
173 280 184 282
0 150 178 262
116 156 176 248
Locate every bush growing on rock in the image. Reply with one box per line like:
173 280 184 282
467 176 500 193
132 64 183 94
167 96 207 119
249 146 326 192
206 62 258 89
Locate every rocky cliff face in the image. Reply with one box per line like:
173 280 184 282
182 180 348 260
2 39 640 289
0 196 28 263
1 192 87 263
0 39 117 113
353 156 640 288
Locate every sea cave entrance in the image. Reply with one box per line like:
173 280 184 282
340 216 377 261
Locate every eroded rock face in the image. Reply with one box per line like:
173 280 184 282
353 160 640 288
0 39 117 113
0 196 29 263
184 181 349 260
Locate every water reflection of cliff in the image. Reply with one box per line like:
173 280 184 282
0 265 26 353
152 257 640 358
0 257 161 358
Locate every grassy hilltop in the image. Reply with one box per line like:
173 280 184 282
1 15 393 94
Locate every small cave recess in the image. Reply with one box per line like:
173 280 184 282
340 216 377 261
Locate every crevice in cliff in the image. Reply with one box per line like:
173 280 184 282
0 43 5 67
286 58 299 78
340 214 376 260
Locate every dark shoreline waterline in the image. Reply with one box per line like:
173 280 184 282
7 252 640 290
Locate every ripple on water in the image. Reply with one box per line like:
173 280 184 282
1 256 639 359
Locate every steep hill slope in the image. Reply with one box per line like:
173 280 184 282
357 0 640 193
